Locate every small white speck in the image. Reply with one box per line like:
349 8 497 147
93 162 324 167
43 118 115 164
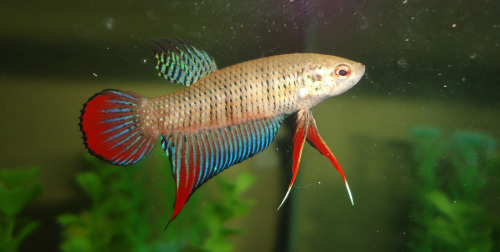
92 73 98 77
397 58 408 68
298 88 308 99
451 23 457 28
104 17 114 30
402 0 408 4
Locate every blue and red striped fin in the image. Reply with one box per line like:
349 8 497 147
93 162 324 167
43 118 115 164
153 37 217 86
161 116 284 225
79 89 156 165
278 109 353 209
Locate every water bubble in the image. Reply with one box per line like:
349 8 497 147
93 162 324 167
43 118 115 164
317 9 324 18
104 17 114 30
397 58 408 68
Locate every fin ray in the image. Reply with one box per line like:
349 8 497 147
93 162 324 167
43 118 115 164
161 116 284 224
153 38 217 86
80 89 156 165
278 109 309 209
278 109 354 209
305 112 354 205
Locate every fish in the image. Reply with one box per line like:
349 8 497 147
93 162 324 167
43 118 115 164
79 38 365 226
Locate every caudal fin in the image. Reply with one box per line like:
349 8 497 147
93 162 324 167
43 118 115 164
79 89 156 165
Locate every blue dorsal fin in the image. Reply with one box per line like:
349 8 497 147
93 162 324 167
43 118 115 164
161 116 284 224
153 37 218 86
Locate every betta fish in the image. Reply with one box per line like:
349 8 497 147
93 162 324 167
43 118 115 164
79 38 365 226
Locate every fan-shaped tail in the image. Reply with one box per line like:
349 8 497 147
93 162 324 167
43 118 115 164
80 89 156 165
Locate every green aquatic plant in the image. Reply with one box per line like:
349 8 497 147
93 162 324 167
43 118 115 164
59 154 255 252
409 127 498 252
0 167 42 252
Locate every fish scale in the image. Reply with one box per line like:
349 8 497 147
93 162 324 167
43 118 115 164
79 38 365 227
146 54 313 135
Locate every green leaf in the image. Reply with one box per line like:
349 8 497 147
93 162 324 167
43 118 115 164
0 167 42 217
76 172 103 202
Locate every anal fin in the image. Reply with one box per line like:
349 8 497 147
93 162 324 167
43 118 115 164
162 116 284 227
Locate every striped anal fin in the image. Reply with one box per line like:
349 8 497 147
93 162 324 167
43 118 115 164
152 37 217 86
161 116 284 226
278 109 353 209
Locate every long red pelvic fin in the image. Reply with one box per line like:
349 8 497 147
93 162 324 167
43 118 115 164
278 109 309 210
305 111 354 205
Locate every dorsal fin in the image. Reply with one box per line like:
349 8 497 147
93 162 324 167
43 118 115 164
161 116 284 225
153 37 217 86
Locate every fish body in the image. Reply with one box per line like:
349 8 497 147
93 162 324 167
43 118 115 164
144 53 363 136
80 38 365 226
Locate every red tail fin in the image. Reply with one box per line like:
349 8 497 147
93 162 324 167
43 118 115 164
80 89 156 165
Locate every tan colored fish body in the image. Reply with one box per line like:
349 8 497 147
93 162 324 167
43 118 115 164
143 53 364 137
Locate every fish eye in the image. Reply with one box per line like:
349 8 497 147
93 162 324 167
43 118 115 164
334 65 351 79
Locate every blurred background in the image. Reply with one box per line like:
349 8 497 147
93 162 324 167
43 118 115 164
1 0 499 251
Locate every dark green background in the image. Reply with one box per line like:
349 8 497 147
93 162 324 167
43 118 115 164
1 0 499 251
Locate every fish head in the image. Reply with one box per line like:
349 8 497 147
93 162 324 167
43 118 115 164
298 54 365 106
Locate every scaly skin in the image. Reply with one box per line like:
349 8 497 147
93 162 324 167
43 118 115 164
143 53 365 137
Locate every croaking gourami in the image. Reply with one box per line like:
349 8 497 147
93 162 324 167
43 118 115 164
79 38 365 227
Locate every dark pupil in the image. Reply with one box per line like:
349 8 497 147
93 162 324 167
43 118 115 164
339 69 348 76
